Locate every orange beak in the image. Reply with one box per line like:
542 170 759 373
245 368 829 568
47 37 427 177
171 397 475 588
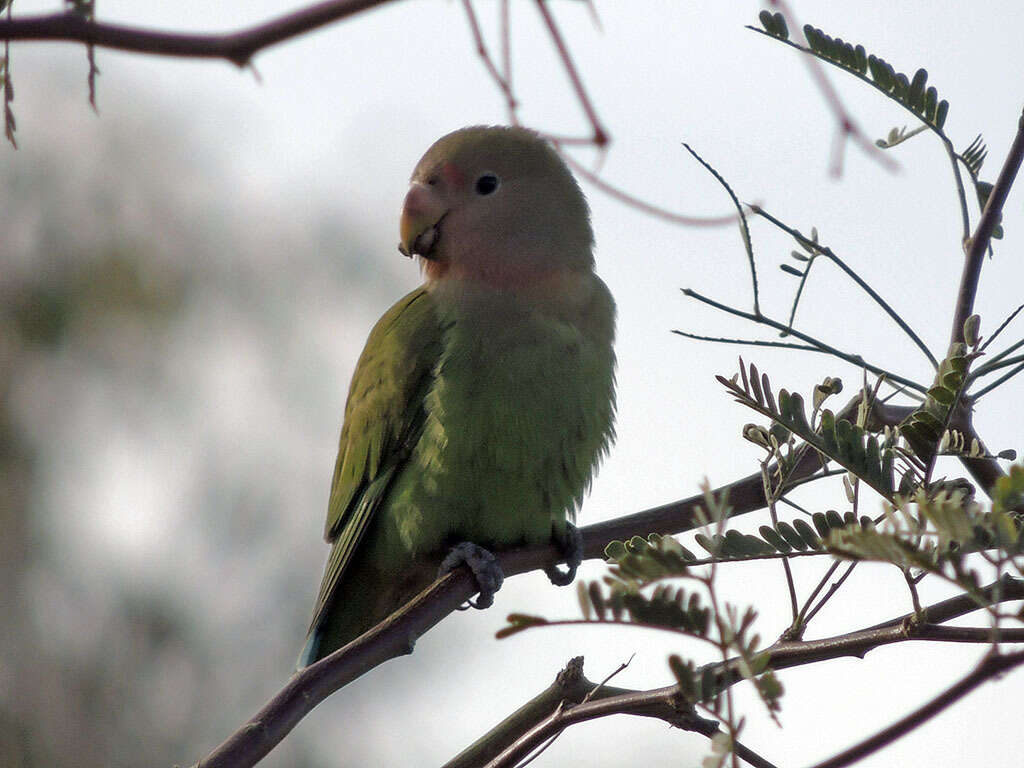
398 182 447 259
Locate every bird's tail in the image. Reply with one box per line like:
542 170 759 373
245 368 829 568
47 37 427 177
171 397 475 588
296 626 323 670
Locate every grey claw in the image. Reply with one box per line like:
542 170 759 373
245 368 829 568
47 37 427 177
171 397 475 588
545 522 583 587
439 542 505 610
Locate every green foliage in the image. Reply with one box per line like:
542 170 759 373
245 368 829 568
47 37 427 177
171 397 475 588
718 360 898 499
754 16 948 130
624 585 712 634
757 10 789 40
581 536 714 633
900 335 981 467
992 464 1024 515
667 603 782 719
500 523 784 724
605 532 696 576
958 137 1002 238
750 13 1006 240
603 511 870 569
961 135 988 177
669 645 782 715
495 613 549 639
827 484 1024 589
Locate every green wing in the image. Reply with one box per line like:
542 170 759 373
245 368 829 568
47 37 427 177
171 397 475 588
307 285 442 636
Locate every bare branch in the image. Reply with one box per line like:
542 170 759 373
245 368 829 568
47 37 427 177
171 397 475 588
191 392 918 768
950 107 1024 348
473 580 1024 768
461 0 515 108
0 0 399 66
533 0 607 147
193 567 475 768
561 151 744 226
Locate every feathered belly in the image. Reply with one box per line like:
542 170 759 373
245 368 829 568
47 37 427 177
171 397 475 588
380 310 613 558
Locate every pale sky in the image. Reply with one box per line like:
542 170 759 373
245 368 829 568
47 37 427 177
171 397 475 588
6 1 1024 766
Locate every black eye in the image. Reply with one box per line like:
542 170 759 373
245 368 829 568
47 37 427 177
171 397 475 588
475 173 500 196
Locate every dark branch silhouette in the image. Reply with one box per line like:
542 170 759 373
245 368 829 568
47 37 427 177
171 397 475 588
0 0 398 65
193 368 1012 768
950 107 1024 348
460 577 1024 768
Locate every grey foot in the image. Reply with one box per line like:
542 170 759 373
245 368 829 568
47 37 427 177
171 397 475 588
545 522 583 587
439 542 505 610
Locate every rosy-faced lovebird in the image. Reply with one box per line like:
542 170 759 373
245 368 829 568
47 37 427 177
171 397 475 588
298 125 616 667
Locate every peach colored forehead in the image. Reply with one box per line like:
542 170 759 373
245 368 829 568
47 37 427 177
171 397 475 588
438 160 466 189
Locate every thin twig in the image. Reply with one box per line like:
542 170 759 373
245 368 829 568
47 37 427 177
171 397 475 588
752 206 939 369
972 351 1024 379
762 462 799 622
780 467 849 494
902 567 924 618
943 141 973 244
783 238 819 332
672 330 821 352
972 359 1024 400
514 733 558 768
533 0 607 147
793 559 841 633
981 304 1024 352
461 0 515 107
500 0 512 95
560 151 743 226
802 561 857 625
683 143 760 315
682 287 928 393
3 2 15 148
973 337 1024 375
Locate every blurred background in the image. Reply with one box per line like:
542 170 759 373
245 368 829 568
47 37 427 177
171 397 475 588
1 2 1022 766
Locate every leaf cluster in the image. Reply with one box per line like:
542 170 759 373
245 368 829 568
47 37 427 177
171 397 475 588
900 338 980 468
756 14 948 130
719 361 898 499
752 12 1008 244
827 483 1024 599
668 646 782 717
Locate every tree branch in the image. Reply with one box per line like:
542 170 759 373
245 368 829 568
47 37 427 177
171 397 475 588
192 440 832 767
480 683 732 768
466 579 1024 768
949 107 1024 348
189 393 928 767
533 0 607 147
0 0 399 66
443 656 720 768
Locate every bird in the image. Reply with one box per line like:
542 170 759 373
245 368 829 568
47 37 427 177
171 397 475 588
298 125 616 667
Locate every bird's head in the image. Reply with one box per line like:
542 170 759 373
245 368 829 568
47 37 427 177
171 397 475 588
399 126 594 287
